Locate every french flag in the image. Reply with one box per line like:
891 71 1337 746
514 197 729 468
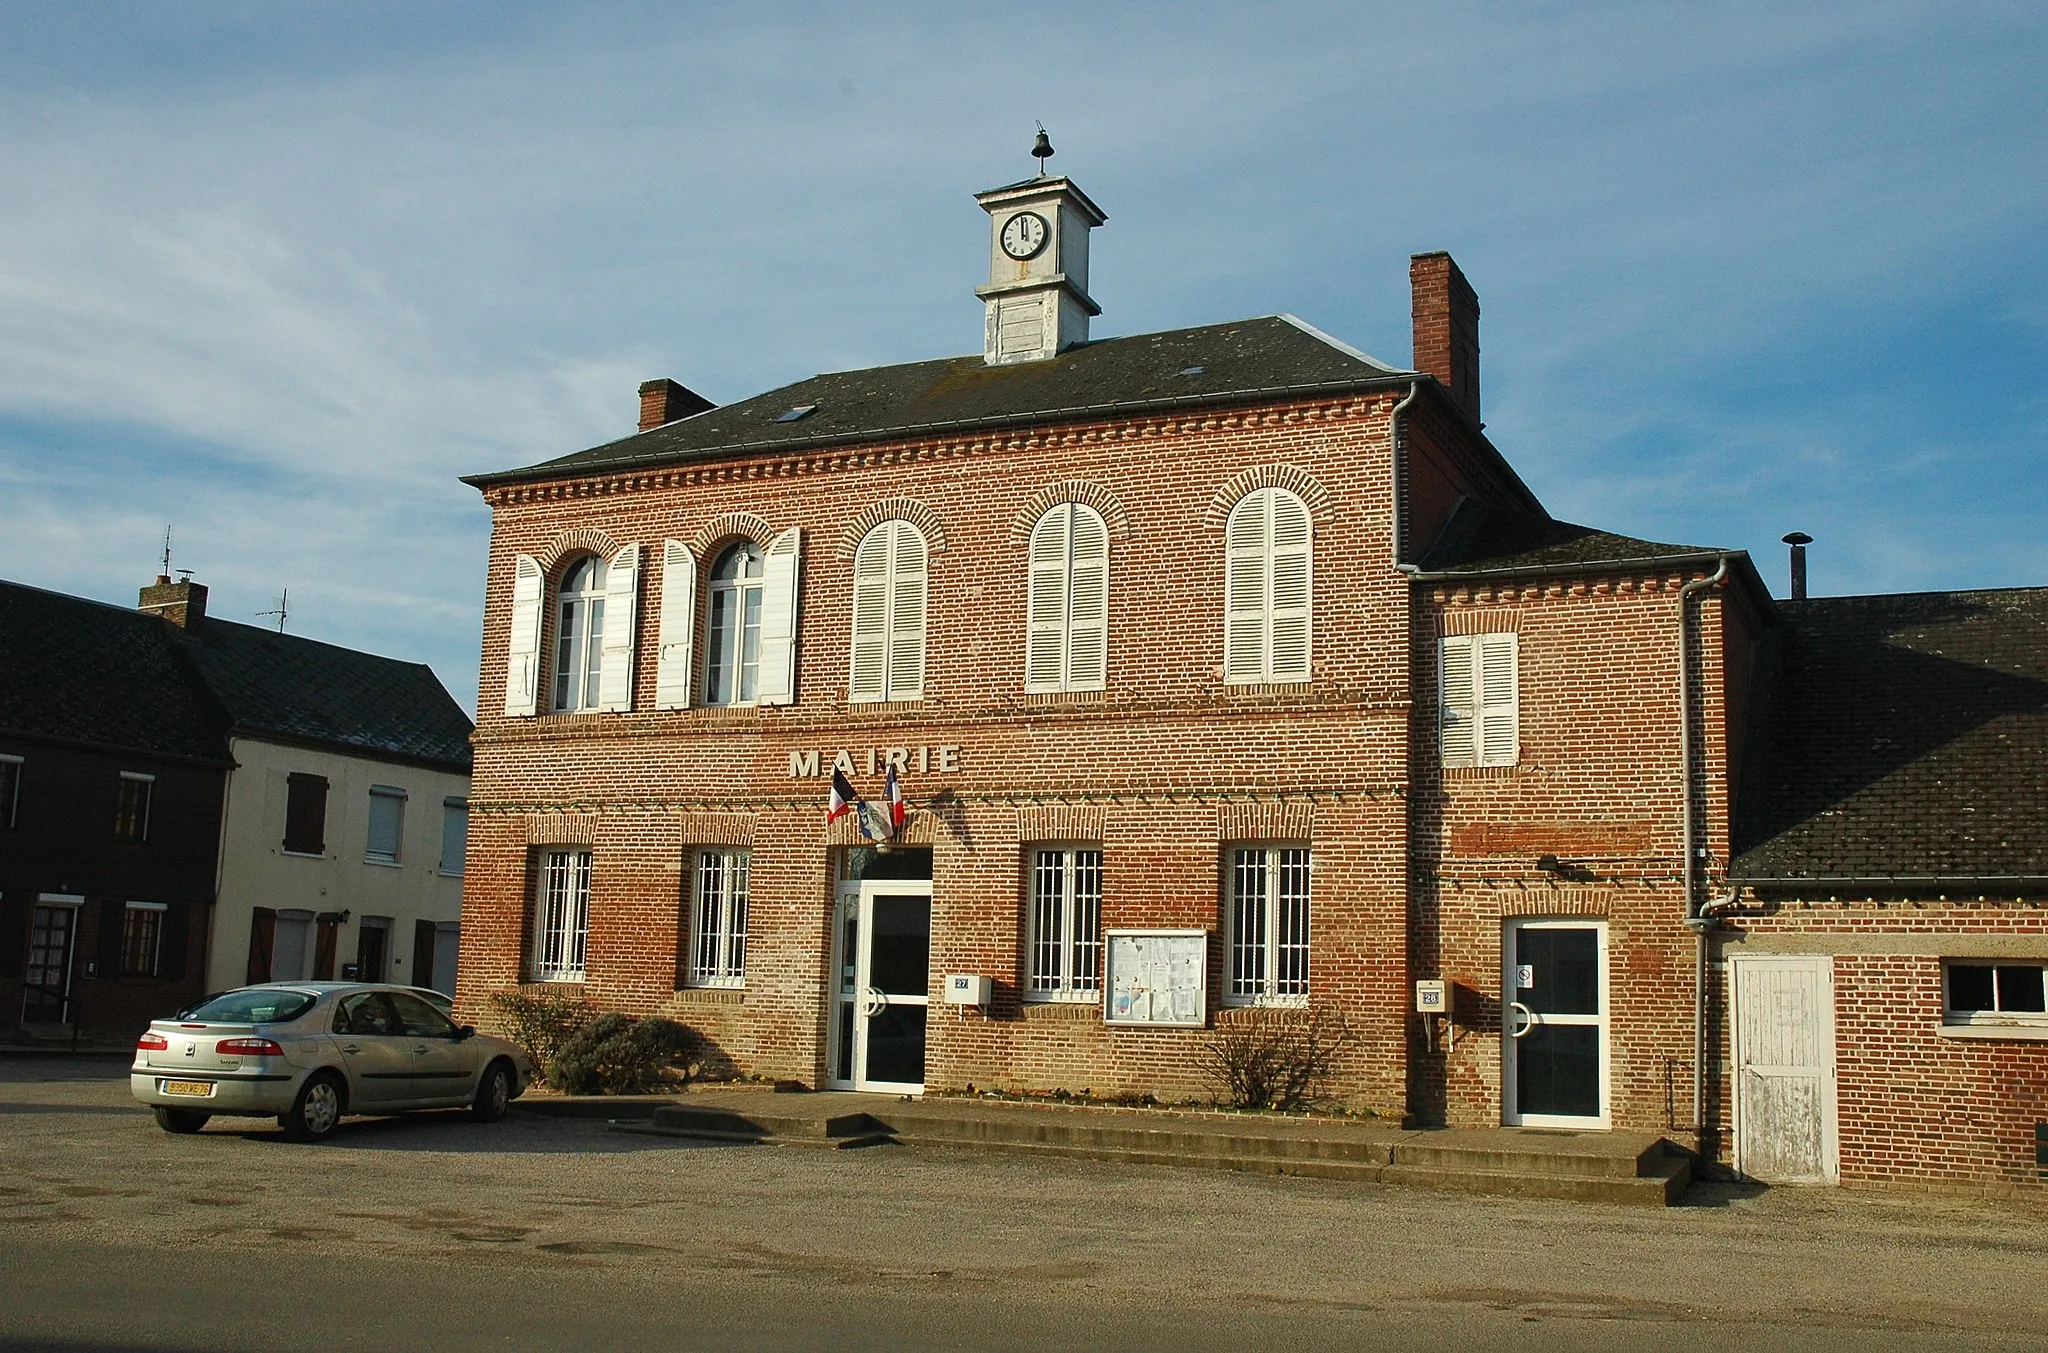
827 768 859 824
885 762 907 831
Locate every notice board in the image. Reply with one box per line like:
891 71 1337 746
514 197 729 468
1104 929 1208 1027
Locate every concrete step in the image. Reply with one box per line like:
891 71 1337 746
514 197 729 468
894 1114 1394 1165
893 1132 1391 1183
1391 1133 1668 1180
1383 1154 1693 1206
648 1103 891 1146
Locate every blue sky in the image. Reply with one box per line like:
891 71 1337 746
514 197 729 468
1 2 2042 712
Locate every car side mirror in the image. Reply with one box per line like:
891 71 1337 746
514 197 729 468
456 1025 476 1041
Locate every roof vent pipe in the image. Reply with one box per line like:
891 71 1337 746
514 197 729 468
1782 532 1811 600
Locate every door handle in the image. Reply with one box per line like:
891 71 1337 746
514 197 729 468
1507 1002 1538 1039
340 1043 361 1054
862 986 887 1018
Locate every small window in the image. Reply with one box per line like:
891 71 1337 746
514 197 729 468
440 798 469 876
122 901 166 977
365 786 407 864
284 773 328 855
849 520 927 702
687 849 749 987
531 849 591 982
1027 847 1103 1000
115 772 154 841
1223 487 1312 683
552 555 609 712
0 754 21 829
1945 962 2048 1026
704 542 766 706
1226 846 1311 1005
1440 633 1519 768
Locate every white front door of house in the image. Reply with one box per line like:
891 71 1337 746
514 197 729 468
1731 954 1838 1183
1503 919 1610 1128
828 881 931 1094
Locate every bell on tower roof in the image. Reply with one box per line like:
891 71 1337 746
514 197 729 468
1031 125 1054 177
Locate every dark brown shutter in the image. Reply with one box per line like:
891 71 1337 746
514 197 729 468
284 773 328 854
413 919 436 992
159 903 190 982
0 891 31 979
313 915 338 981
98 899 126 975
246 907 276 984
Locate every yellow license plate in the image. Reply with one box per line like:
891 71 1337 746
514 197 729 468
160 1080 213 1098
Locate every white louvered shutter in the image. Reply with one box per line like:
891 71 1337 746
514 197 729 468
1224 493 1270 682
849 528 891 702
595 543 640 712
655 540 698 710
1477 632 1520 766
1025 507 1071 692
757 527 802 706
1267 492 1312 680
1439 636 1478 768
1066 506 1109 690
887 522 927 700
504 553 544 717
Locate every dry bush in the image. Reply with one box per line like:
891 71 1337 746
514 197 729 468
1202 1006 1353 1112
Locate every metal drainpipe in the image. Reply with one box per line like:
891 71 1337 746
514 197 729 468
1388 381 1423 572
1677 557 1729 1149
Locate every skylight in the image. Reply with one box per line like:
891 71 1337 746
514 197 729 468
775 404 818 423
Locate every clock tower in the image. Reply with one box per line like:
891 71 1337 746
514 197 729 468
974 135 1107 365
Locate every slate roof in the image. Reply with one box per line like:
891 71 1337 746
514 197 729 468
466 315 1418 486
1417 499 1722 574
0 580 229 762
1731 587 2048 883
181 618 473 773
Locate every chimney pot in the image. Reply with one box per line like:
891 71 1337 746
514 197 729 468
139 576 207 630
637 378 715 432
1782 532 1812 600
1410 251 1481 426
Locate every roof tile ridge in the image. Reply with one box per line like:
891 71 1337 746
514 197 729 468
1271 313 1404 372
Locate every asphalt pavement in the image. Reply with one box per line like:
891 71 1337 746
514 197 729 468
4 1056 2046 1352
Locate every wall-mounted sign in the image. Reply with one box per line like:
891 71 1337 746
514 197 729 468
1516 963 1535 990
788 746 961 778
1104 929 1208 1028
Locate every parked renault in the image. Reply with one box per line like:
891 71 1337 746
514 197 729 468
131 983 533 1140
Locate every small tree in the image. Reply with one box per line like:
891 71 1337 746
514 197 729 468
548 1012 703 1095
488 989 596 1086
1202 1006 1353 1112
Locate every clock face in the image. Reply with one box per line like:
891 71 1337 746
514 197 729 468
1000 211 1050 260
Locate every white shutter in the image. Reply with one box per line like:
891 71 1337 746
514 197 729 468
1267 492 1312 680
655 540 698 710
1477 632 1519 766
1025 507 1071 692
887 521 927 700
503 553 544 718
595 543 640 712
1224 492 1270 682
849 528 891 702
1066 506 1109 690
1439 635 1478 768
756 527 802 706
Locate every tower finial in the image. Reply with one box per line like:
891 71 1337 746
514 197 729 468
1031 123 1053 177
159 524 173 584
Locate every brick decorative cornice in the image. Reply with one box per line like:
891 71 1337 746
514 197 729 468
1203 464 1334 528
1006 481 1133 545
836 497 950 560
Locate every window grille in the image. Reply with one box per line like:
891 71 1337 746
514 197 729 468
531 850 591 982
690 849 749 987
1228 846 1310 1004
1027 847 1103 999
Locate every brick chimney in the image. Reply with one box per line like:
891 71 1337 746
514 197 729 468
638 378 715 432
139 575 207 629
1411 251 1481 427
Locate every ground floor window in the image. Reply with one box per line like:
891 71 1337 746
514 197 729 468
689 849 749 987
1027 846 1102 1000
121 901 165 977
531 850 591 982
1227 845 1310 1004
1944 961 2048 1025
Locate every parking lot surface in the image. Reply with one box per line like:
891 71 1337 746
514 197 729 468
4 1057 2046 1352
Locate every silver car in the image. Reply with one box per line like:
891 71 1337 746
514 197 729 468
131 982 534 1140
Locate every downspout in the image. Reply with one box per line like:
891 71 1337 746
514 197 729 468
1388 381 1423 573
1677 557 1729 1150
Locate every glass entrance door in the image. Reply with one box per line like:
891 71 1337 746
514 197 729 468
1503 920 1609 1128
829 883 931 1093
22 902 80 1024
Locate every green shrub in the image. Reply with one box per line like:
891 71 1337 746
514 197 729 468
548 1012 702 1095
487 989 596 1086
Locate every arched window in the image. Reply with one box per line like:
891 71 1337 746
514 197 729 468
703 542 765 705
552 555 607 711
850 520 927 702
1223 487 1312 683
1026 503 1109 692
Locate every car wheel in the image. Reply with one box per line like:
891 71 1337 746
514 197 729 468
153 1106 210 1134
470 1060 512 1123
279 1072 346 1141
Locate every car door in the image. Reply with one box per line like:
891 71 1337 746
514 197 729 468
330 991 412 1108
386 989 474 1106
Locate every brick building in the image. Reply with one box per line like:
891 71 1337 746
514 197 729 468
456 161 2047 1188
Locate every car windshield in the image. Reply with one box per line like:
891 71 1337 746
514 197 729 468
180 989 318 1025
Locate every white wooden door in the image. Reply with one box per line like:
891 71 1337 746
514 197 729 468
1731 954 1838 1184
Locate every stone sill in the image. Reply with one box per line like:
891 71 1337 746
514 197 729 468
1935 1022 2048 1042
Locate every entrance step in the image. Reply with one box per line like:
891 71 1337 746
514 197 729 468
639 1103 893 1149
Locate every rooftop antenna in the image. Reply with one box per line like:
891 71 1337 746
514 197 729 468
158 525 174 583
1031 123 1053 178
256 587 290 633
